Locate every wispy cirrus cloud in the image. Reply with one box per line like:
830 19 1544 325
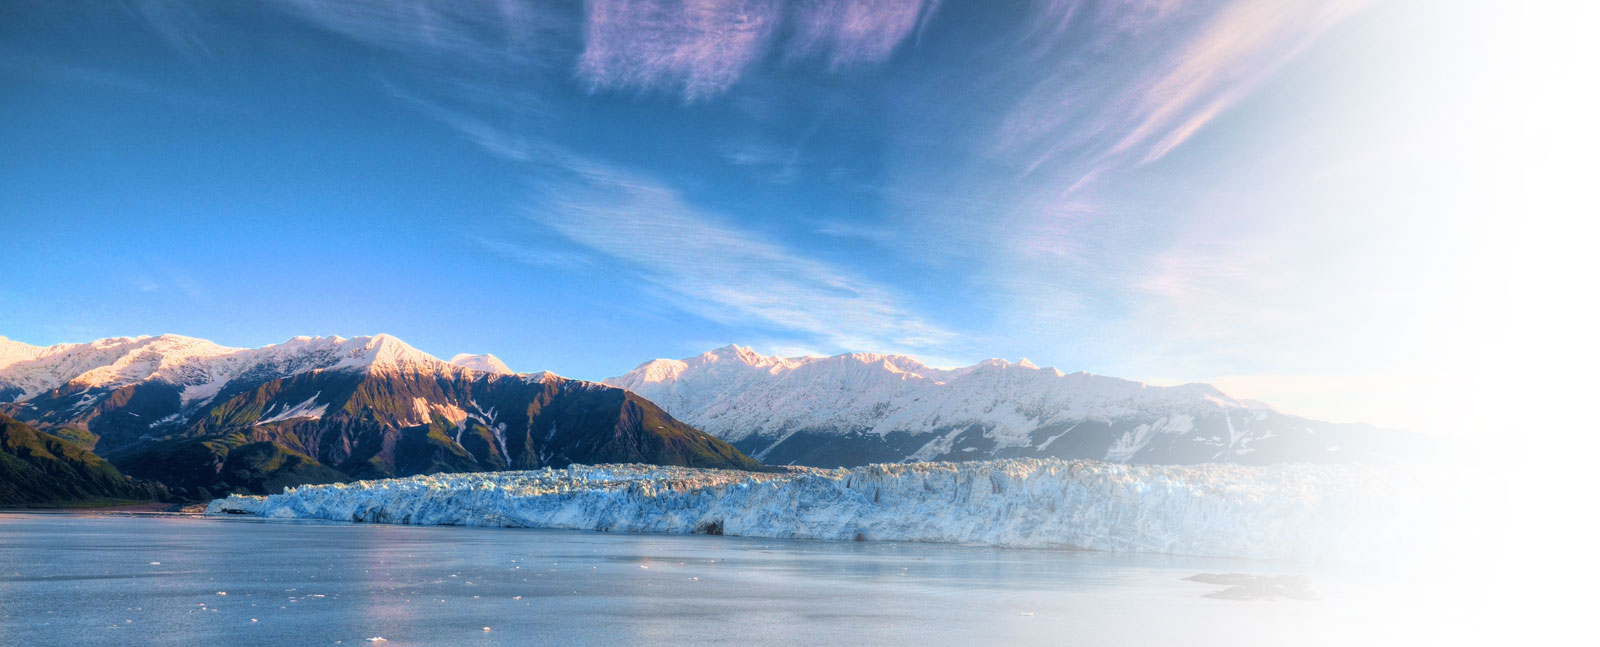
127 259 208 301
785 0 934 68
844 0 1388 386
274 0 565 64
578 0 780 100
0 57 231 110
528 156 953 351
253 0 949 352
810 219 900 246
474 236 597 270
119 0 216 68
262 0 572 165
577 0 936 100
996 0 1371 176
718 138 805 183
1109 0 1373 164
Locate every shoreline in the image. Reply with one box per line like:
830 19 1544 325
1 501 206 514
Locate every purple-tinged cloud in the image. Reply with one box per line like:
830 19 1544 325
786 0 931 69
578 0 781 100
577 0 937 100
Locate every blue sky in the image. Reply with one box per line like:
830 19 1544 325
0 1 1516 429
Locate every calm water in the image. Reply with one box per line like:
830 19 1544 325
0 513 1412 646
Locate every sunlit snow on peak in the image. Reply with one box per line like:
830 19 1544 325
449 353 514 375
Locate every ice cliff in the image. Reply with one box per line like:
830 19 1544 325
208 458 1406 561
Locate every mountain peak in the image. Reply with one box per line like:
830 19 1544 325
702 344 773 367
0 336 48 370
706 343 752 357
332 334 449 373
629 358 689 383
450 353 513 375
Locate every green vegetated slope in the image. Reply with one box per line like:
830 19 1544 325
0 413 166 506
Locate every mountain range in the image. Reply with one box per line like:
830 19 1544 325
607 345 1422 467
0 333 1418 504
0 334 754 502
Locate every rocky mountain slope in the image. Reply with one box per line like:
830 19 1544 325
0 413 167 506
0 334 756 500
607 346 1421 467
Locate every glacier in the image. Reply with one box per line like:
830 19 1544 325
208 458 1409 561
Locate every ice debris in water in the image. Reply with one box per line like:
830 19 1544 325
206 458 1410 561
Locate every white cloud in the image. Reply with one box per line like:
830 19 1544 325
529 157 953 352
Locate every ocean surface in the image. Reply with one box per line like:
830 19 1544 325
0 513 1418 646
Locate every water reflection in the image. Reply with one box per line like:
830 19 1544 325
0 513 1425 646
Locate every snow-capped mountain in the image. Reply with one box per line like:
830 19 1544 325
606 345 1419 467
449 353 513 375
0 333 452 406
0 334 755 501
0 332 1420 503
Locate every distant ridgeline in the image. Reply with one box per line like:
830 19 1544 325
607 346 1430 468
0 334 1423 503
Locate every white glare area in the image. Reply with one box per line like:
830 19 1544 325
1354 4 1595 644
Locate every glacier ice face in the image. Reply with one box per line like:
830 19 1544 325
208 458 1407 561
